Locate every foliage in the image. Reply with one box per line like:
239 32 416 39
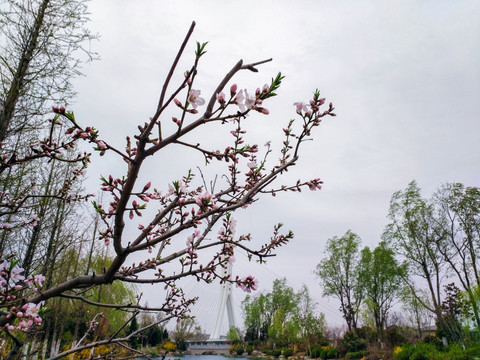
392 342 480 360
235 345 245 355
127 317 139 349
384 180 480 335
271 349 282 357
243 278 326 346
307 345 338 359
345 350 368 359
282 347 293 357
340 331 367 353
226 326 242 343
358 242 406 337
163 341 177 352
315 230 363 333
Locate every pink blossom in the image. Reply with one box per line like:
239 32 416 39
233 90 246 112
247 161 257 169
216 91 226 105
188 89 205 109
293 101 309 114
34 274 45 287
25 302 43 318
244 90 256 110
306 180 322 191
0 260 7 271
10 266 25 283
237 275 258 293
96 140 107 150
230 84 237 96
195 191 214 208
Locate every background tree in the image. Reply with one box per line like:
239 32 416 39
242 279 326 349
226 326 242 344
433 183 480 328
0 0 96 141
383 180 447 329
243 292 269 342
315 230 363 333
358 242 405 338
296 284 327 354
171 318 207 350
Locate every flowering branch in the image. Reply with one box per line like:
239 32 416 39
0 21 335 358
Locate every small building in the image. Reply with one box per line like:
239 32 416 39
186 338 231 355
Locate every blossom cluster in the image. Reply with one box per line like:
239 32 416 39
0 260 45 331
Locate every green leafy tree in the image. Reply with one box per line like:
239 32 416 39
296 285 327 354
226 326 242 344
127 317 139 349
266 278 300 346
383 181 447 328
358 242 406 338
433 183 480 328
243 292 269 341
315 230 363 333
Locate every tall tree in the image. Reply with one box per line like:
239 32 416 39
315 230 363 333
0 0 96 141
358 242 405 338
383 181 447 328
296 284 326 354
433 183 480 328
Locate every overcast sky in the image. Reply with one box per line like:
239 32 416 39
73 1 480 332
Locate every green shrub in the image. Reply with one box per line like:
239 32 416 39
245 344 254 355
341 331 368 353
345 350 367 359
326 347 339 359
235 346 244 355
423 335 443 349
446 344 470 360
308 345 323 358
282 348 293 357
393 345 415 360
271 349 282 357
465 342 480 357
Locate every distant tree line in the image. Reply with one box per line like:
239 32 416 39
315 180 480 345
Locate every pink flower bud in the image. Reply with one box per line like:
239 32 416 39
230 84 237 96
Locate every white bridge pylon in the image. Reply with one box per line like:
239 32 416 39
209 258 235 340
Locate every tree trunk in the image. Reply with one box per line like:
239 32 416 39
0 0 51 141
